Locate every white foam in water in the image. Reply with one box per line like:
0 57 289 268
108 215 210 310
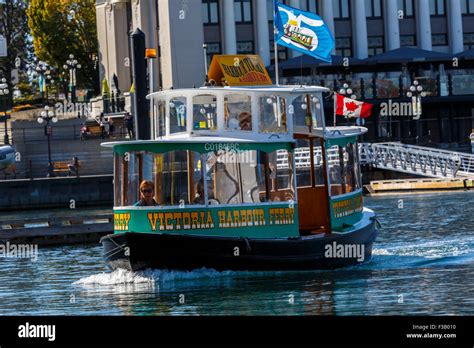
73 268 155 286
373 237 473 259
73 267 240 287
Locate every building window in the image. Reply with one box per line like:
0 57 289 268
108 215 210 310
461 0 474 14
464 33 474 49
234 0 252 23
202 0 219 25
333 0 350 19
400 35 416 47
335 37 352 57
429 0 446 16
432 34 447 46
270 40 288 63
365 0 382 18
397 0 414 17
368 36 384 56
237 41 254 54
205 42 221 66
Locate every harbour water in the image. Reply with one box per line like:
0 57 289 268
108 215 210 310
0 192 473 315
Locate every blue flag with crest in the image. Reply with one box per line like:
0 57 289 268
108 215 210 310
274 1 334 63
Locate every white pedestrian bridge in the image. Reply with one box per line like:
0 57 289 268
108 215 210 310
359 142 474 179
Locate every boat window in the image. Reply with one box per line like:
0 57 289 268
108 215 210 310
193 94 218 131
327 145 343 196
205 149 261 204
259 95 287 134
292 94 324 131
156 100 166 137
269 150 295 202
294 138 326 188
158 151 190 205
114 154 124 206
224 94 252 131
169 97 187 134
327 143 362 196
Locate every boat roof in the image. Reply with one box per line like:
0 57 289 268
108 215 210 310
147 85 329 99
102 136 293 147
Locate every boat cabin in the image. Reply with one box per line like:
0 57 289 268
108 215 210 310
104 85 367 238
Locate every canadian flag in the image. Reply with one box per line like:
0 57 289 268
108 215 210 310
335 93 373 119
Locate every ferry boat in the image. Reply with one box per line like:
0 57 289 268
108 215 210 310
101 63 378 271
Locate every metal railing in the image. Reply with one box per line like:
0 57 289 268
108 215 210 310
360 142 474 179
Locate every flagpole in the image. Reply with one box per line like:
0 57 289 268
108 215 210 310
333 92 337 127
274 30 279 86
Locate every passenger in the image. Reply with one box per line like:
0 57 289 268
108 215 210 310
193 180 205 205
239 112 252 131
134 180 159 206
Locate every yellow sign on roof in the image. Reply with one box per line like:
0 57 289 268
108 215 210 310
208 55 272 87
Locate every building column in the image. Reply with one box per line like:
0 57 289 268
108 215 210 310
308 0 317 14
321 0 335 54
416 0 432 50
159 0 205 89
104 0 131 93
222 0 237 54
447 0 464 53
132 0 160 91
351 0 368 59
287 0 302 58
255 0 271 66
384 0 400 51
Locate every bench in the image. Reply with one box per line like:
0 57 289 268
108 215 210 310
80 125 104 140
53 161 81 176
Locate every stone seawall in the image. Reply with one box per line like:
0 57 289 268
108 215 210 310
0 175 113 210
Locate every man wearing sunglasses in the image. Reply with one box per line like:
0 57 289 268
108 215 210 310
134 180 159 206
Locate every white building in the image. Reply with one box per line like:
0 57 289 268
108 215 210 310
95 0 474 91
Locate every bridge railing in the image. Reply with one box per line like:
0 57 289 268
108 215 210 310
360 142 474 179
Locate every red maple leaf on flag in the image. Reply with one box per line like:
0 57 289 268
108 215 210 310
345 101 359 112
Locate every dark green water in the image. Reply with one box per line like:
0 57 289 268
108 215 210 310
0 192 473 315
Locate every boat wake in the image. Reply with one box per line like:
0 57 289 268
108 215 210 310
73 267 242 287
370 236 474 269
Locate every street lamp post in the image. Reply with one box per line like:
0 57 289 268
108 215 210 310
407 80 426 144
37 105 58 173
32 60 52 106
0 78 10 144
63 54 81 104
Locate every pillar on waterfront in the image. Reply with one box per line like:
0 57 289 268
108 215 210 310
95 0 131 94
222 0 237 54
131 0 160 91
384 0 401 51
447 0 464 53
416 0 432 50
351 0 368 59
255 0 271 66
158 0 205 89
321 0 336 54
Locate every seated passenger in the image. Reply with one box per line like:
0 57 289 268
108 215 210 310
193 180 205 205
239 112 252 131
135 180 159 206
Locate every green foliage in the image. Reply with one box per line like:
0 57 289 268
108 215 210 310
27 0 100 95
0 0 30 98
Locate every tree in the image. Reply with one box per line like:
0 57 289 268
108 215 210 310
0 0 30 104
27 0 100 95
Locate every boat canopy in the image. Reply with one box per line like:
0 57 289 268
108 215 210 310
147 85 332 141
102 138 294 155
